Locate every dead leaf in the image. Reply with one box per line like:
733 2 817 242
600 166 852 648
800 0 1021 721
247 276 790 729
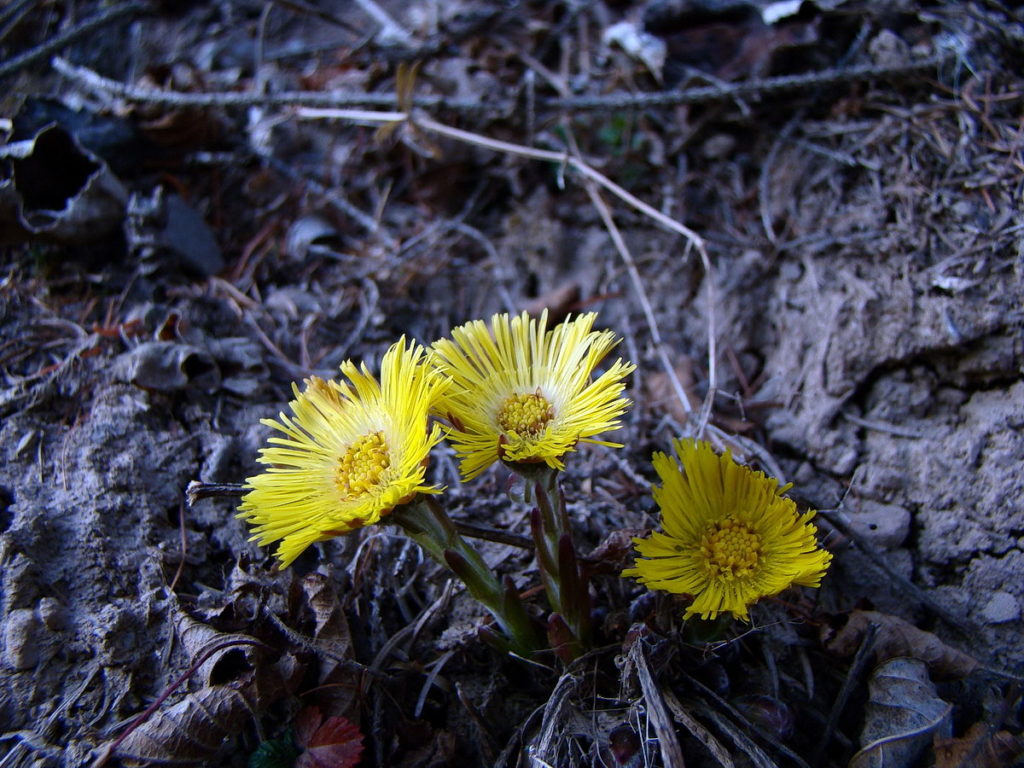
585 527 646 575
933 722 1023 768
114 341 220 393
114 682 260 766
299 573 358 715
174 611 258 687
849 657 952 768
0 123 126 245
823 610 979 679
520 282 581 323
645 362 699 423
295 707 365 768
108 614 299 765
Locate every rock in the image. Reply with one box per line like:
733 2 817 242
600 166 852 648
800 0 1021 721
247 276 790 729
980 592 1020 624
846 501 912 549
37 598 66 631
4 609 40 670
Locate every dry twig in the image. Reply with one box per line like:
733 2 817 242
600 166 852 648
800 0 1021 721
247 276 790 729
0 3 151 81
52 54 951 115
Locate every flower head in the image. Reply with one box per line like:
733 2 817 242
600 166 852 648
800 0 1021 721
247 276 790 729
238 339 446 568
623 439 831 621
430 310 635 480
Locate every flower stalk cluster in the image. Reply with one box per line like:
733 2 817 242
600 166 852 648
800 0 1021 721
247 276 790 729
238 311 634 660
235 309 832 662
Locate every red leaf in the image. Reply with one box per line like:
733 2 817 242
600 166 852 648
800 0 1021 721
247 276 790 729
295 715 364 768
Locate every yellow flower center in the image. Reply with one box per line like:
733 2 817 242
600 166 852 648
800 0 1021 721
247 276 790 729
700 516 761 580
337 431 390 499
496 392 555 437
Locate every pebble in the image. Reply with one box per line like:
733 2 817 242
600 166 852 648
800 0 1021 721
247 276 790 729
4 609 40 670
846 500 911 549
38 597 66 631
980 591 1020 624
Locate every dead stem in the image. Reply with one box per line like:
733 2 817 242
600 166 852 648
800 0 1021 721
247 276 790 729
811 621 880 767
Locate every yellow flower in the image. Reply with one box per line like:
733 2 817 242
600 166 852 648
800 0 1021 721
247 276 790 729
623 439 831 621
238 339 446 568
430 310 635 480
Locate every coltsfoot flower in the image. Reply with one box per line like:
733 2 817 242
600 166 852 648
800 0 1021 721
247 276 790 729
430 310 635 480
623 439 831 621
238 339 446 568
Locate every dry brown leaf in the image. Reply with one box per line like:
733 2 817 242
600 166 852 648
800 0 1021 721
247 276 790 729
107 610 300 766
823 609 979 679
933 722 1023 768
586 527 646 575
110 651 302 766
520 282 581 322
174 611 259 686
300 572 358 715
645 362 699 423
114 682 260 766
849 658 952 768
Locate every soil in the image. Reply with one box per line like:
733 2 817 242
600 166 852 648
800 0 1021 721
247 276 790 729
1 1 1022 767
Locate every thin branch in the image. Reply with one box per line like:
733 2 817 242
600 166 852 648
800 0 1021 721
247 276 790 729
544 55 950 110
411 114 707 248
817 507 976 636
352 0 413 47
52 53 950 115
52 56 483 111
0 2 151 82
0 0 37 44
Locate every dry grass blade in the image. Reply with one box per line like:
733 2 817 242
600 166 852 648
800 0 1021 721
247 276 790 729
580 179 696 421
812 619 880 767
532 672 580 764
698 706 780 768
630 642 687 767
662 688 736 768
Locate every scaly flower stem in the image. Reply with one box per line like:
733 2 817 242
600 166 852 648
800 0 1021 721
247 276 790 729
526 467 592 659
391 497 540 657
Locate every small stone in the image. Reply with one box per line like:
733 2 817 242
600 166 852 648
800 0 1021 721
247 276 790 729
702 133 736 160
4 609 40 670
980 592 1020 624
869 30 909 68
846 500 911 549
37 598 66 631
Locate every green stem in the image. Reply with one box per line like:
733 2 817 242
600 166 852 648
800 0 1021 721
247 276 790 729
391 497 541 656
525 467 592 657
